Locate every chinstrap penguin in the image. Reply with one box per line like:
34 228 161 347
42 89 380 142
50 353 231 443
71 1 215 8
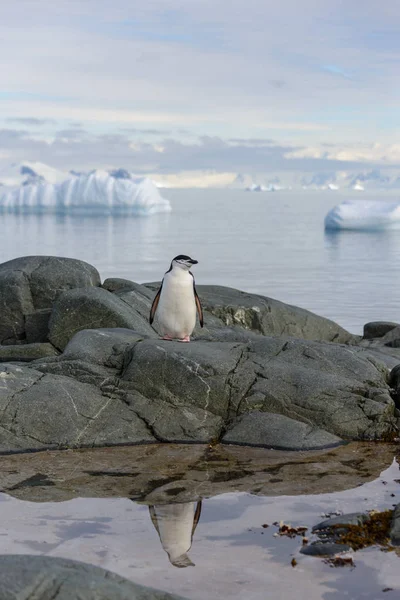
149 254 203 342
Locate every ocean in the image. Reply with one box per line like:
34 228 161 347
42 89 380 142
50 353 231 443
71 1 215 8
1 188 400 334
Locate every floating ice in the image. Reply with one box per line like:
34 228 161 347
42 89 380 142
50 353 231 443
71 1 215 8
325 200 400 231
0 170 171 216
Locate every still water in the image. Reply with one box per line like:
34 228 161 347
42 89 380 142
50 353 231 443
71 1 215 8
1 189 400 334
0 443 399 600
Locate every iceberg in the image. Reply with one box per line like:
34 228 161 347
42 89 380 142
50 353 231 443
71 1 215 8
0 169 171 216
325 200 400 231
0 161 68 187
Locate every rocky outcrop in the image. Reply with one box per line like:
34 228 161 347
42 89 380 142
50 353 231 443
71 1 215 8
0 555 188 600
0 342 58 362
0 255 398 453
48 287 156 350
145 283 358 344
0 256 100 345
0 330 396 453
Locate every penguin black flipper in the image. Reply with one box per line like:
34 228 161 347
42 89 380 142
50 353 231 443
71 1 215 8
149 281 163 324
191 500 202 539
148 506 160 535
191 274 203 327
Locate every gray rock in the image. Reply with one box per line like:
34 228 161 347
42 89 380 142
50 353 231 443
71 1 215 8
116 285 156 322
390 503 400 546
0 555 188 600
0 364 155 453
380 326 400 348
62 328 145 367
300 542 352 556
144 283 357 344
222 412 342 450
118 336 397 445
30 358 115 387
103 277 142 293
0 256 100 344
120 340 238 442
0 343 58 362
25 308 52 342
48 287 156 350
363 321 399 340
312 512 369 532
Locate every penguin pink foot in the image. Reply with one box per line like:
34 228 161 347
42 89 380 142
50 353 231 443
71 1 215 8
178 335 191 343
161 335 174 341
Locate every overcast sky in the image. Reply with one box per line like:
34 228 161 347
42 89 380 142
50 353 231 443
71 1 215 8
1 0 399 175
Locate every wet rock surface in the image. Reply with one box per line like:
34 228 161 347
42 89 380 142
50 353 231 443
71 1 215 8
0 555 189 600
0 255 399 452
0 442 395 504
301 505 400 557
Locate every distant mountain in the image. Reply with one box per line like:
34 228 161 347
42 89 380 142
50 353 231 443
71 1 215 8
230 169 400 191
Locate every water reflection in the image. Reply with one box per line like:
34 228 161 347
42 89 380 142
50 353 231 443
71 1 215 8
148 501 202 567
0 445 398 599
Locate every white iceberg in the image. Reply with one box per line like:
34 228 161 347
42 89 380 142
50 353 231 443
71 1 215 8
0 161 68 187
325 200 400 231
0 169 171 216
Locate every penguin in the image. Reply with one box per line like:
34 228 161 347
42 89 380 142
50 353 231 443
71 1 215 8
148 501 202 568
149 254 203 342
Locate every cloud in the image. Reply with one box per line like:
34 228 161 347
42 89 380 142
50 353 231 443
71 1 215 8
120 127 172 135
0 128 394 178
0 0 398 147
6 117 56 125
0 0 398 179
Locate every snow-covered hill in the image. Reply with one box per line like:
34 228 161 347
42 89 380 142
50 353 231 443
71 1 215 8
0 169 171 216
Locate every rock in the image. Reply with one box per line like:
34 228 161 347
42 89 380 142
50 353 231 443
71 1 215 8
389 363 400 383
48 287 156 350
30 358 115 387
0 256 100 344
103 277 139 293
0 555 188 600
222 412 342 450
117 336 397 445
61 328 145 367
0 343 58 362
0 364 155 453
379 326 400 348
25 308 52 342
390 503 400 546
363 321 399 340
143 283 357 344
120 339 240 442
300 542 352 556
312 512 369 532
116 285 156 322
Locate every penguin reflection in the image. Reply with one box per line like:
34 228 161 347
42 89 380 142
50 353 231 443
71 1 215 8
149 501 202 567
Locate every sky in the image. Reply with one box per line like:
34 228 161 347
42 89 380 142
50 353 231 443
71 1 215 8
0 0 400 181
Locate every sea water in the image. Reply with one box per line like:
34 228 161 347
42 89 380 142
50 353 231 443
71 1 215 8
1 189 400 334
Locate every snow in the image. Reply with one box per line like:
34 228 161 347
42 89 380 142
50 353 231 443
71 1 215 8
325 199 400 231
0 169 171 216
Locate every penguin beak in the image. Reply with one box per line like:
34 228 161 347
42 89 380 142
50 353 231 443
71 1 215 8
189 259 198 265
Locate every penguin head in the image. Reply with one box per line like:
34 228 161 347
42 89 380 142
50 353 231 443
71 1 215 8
170 255 198 271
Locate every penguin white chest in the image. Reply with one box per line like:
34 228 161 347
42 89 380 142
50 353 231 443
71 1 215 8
157 271 197 338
